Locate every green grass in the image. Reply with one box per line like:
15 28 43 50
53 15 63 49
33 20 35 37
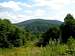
0 38 75 56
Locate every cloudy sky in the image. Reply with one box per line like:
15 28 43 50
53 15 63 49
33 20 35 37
0 0 75 23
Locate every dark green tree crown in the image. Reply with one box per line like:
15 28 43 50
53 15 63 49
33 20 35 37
64 13 74 21
64 13 75 25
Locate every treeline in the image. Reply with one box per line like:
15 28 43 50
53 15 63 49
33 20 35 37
0 13 75 48
0 19 42 48
0 19 30 48
37 14 75 46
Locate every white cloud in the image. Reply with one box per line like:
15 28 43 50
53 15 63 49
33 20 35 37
33 9 45 17
0 1 21 11
0 12 31 23
0 1 32 11
0 0 75 23
32 0 75 21
18 2 32 8
34 0 66 10
34 0 75 10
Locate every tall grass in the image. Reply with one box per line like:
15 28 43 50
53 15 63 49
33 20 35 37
0 37 75 56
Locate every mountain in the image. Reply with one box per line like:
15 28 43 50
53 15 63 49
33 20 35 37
16 19 63 33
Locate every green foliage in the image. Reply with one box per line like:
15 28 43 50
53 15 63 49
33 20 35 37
1 13 75 56
60 14 75 43
44 26 60 40
1 39 75 56
16 19 62 33
64 14 74 24
36 13 75 46
0 19 27 48
36 26 60 47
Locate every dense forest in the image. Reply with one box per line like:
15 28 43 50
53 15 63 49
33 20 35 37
1 14 75 56
16 19 62 33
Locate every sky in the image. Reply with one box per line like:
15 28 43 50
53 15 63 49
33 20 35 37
0 0 75 23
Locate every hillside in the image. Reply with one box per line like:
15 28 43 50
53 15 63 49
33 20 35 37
16 19 62 33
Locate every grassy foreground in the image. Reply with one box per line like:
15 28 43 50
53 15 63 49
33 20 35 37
0 38 75 56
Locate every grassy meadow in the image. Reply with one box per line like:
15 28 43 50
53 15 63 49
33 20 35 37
0 38 75 56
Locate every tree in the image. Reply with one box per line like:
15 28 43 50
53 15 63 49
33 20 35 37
61 14 75 43
36 26 60 46
0 19 27 48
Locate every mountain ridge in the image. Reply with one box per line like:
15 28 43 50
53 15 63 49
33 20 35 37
16 19 63 33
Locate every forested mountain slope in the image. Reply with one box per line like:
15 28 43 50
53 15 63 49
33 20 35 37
16 19 62 33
